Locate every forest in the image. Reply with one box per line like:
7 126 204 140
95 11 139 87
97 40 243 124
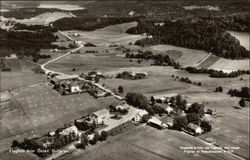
127 20 249 59
52 16 142 31
0 29 57 58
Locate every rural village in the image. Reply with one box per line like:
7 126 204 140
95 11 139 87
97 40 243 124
0 1 249 160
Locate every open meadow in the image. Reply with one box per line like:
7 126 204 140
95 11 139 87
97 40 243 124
59 126 237 160
0 83 119 152
0 59 46 91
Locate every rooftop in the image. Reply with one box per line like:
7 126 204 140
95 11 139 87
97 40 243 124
93 108 109 117
152 93 178 100
136 110 148 116
53 74 79 81
188 123 201 130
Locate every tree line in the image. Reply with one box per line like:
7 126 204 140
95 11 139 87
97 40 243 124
126 20 249 59
125 50 180 68
185 67 250 78
53 16 142 31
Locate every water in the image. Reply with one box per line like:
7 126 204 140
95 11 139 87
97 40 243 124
228 30 249 51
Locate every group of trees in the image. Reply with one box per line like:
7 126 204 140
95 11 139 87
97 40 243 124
127 20 249 59
76 131 108 149
173 101 211 133
32 54 51 62
185 67 250 78
0 29 57 58
215 86 223 92
125 50 180 68
116 71 146 80
16 130 78 158
228 87 250 99
172 75 202 86
125 92 154 115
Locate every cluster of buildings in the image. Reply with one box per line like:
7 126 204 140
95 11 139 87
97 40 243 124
48 73 109 98
50 74 83 95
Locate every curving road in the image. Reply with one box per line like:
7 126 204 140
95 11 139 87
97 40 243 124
40 31 123 100
41 31 83 75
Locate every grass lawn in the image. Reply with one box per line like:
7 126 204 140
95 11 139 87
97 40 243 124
0 83 119 151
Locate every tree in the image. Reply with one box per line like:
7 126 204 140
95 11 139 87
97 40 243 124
125 92 149 109
186 113 201 124
11 140 19 148
93 132 100 141
200 120 212 132
99 131 108 141
80 133 89 148
118 86 124 94
173 116 188 130
141 114 150 123
239 98 246 107
176 95 182 106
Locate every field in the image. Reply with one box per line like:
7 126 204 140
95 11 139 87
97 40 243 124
59 126 237 160
147 45 209 67
46 53 152 74
208 58 249 72
0 83 119 152
0 59 46 91
65 22 145 47
184 93 249 159
1 12 74 26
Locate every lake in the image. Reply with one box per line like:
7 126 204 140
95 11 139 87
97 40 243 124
228 30 249 51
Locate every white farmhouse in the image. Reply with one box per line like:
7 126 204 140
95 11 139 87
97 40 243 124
92 108 110 125
134 110 148 122
59 126 79 136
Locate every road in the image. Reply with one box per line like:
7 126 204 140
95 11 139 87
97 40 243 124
40 31 123 101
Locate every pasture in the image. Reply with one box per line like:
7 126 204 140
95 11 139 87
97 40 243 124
0 83 118 151
65 22 146 47
0 59 46 91
59 126 237 160
184 92 249 159
46 53 152 74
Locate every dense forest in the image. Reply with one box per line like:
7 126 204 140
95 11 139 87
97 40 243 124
127 20 249 59
0 29 57 57
52 16 141 31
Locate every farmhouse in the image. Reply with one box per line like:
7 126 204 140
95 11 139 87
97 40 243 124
186 123 203 135
91 108 110 125
128 11 135 16
5 54 17 59
165 106 174 115
51 74 79 84
134 110 148 122
59 125 79 136
206 109 216 115
152 93 178 103
147 116 165 129
90 89 107 98
154 22 165 26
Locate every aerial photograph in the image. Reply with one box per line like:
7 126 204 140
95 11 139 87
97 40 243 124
0 1 249 160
